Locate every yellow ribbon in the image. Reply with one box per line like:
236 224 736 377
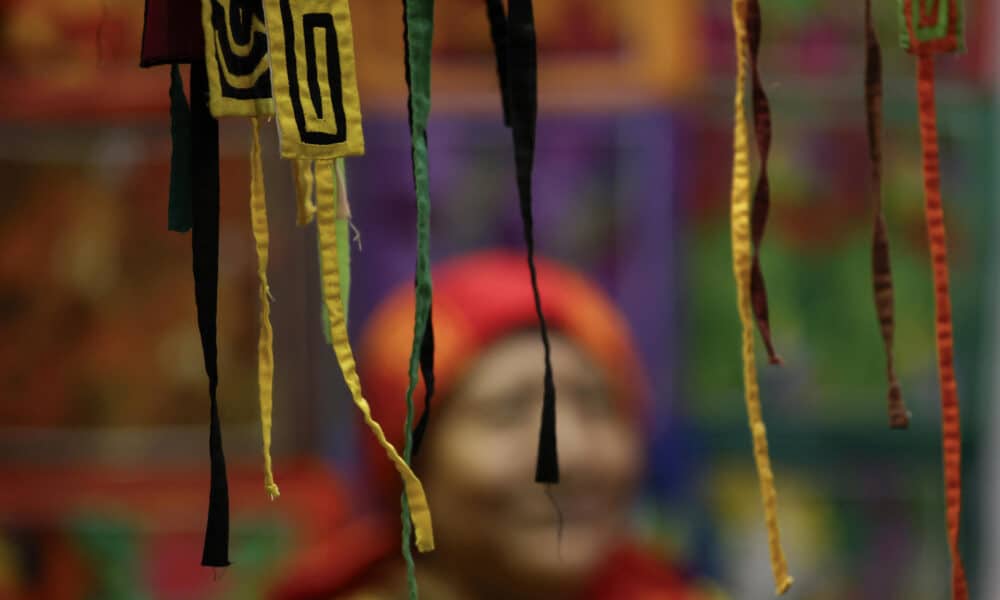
250 117 280 500
315 160 434 552
730 0 791 593
292 159 317 226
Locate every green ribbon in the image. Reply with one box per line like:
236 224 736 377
401 0 436 598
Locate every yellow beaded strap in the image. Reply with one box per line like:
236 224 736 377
730 0 792 594
315 161 434 552
250 117 280 500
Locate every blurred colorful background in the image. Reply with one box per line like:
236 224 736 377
1 0 998 598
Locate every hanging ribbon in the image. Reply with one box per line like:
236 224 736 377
746 0 780 365
190 60 230 568
865 0 908 428
899 1 967 596
401 0 437 596
293 159 317 226
335 159 353 325
485 0 511 126
315 164 435 554
915 51 968 600
730 0 792 593
317 160 354 345
250 117 280 500
168 64 193 233
490 0 560 485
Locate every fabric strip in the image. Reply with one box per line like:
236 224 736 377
746 0 780 365
401 0 437 595
315 166 435 553
293 159 317 226
250 117 280 500
190 60 230 568
485 0 511 126
504 0 559 485
335 159 352 325
865 0 909 428
411 310 435 457
730 1 792 593
915 51 967 600
168 64 194 233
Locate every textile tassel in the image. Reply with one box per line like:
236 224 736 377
190 60 230 568
168 64 193 233
915 51 967 600
315 161 435 553
250 117 280 500
746 0 780 364
730 0 792 593
865 0 909 429
401 0 437 596
501 0 559 485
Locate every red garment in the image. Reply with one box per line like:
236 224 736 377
269 518 703 600
582 545 704 600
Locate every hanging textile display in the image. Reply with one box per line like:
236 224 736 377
897 0 967 598
259 0 434 551
483 0 559 485
865 0 909 429
141 0 435 568
729 0 793 594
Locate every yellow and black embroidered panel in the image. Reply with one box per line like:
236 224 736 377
201 0 275 117
264 0 365 159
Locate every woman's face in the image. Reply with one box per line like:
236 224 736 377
417 331 642 592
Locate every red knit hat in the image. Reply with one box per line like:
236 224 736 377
357 250 648 498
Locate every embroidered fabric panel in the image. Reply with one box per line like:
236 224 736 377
200 0 274 117
264 0 365 159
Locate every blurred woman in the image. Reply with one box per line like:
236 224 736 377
271 250 715 600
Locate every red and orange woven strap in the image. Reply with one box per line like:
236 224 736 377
898 0 967 596
914 52 967 600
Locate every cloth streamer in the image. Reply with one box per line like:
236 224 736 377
483 0 559 485
746 0 780 365
898 0 967 596
168 65 194 233
400 0 437 596
865 0 909 428
250 117 280 500
189 60 230 568
729 0 792 593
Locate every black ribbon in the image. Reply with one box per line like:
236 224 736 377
411 311 435 457
190 61 230 568
487 0 558 483
168 64 193 233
